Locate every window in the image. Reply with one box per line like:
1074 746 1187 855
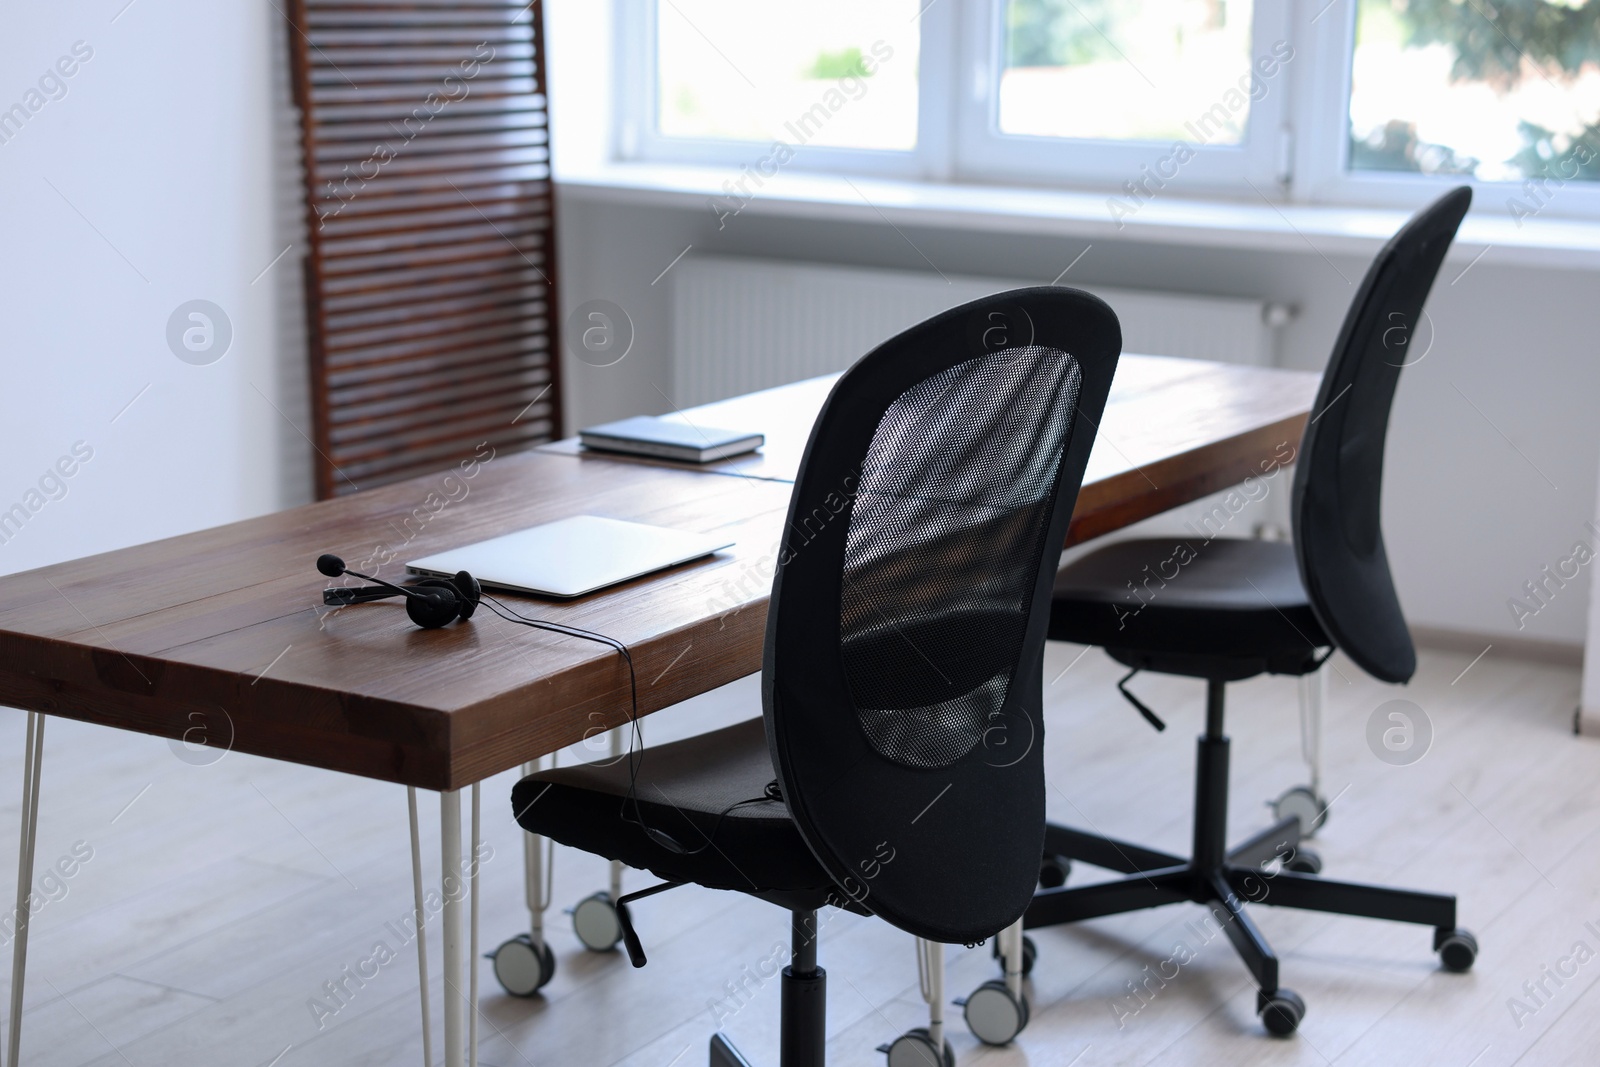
618 0 932 177
956 0 1291 189
617 0 1600 219
654 1 920 150
1302 0 1600 214
997 1 1258 144
1334 0 1600 213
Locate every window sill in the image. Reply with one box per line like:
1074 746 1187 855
556 162 1600 272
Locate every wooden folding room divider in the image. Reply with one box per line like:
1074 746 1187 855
287 0 562 499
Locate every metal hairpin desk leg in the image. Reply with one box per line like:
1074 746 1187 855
1000 920 1025 1001
923 940 944 1051
409 783 482 1067
1272 664 1330 836
880 940 950 1065
6 712 44 1067
490 757 558 996
609 728 624 905
1302 666 1324 802
469 785 480 1067
407 788 436 1067
571 732 627 954
524 764 550 957
957 920 1029 1048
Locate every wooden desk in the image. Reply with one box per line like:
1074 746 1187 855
0 355 1316 792
0 354 1317 1066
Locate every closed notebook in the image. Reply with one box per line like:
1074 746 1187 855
579 415 763 463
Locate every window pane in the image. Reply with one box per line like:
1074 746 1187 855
656 0 920 150
1349 0 1600 183
999 0 1258 143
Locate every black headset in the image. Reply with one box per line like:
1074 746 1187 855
317 553 481 629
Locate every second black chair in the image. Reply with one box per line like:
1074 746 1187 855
1027 186 1479 1037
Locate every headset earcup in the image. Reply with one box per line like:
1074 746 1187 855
406 587 460 629
452 570 481 619
418 576 477 622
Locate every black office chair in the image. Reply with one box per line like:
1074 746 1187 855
1027 187 1478 1037
511 288 1122 1066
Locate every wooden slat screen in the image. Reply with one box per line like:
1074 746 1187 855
286 0 562 498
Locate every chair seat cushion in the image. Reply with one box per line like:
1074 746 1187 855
1049 538 1328 675
511 717 837 902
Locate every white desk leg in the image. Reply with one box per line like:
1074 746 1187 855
409 786 481 1067
921 938 944 1050
1000 919 1024 998
1303 665 1325 800
522 760 546 947
7 712 44 1067
468 784 480 1067
440 789 465 1067
407 788 435 1067
1273 666 1329 837
608 731 624 903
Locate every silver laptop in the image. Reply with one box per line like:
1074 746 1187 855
407 515 734 599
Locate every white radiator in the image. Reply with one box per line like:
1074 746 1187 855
670 256 1279 406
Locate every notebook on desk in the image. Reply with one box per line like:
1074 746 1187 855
407 515 734 599
579 415 763 463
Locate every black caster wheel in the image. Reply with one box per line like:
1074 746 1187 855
1284 848 1322 875
1039 853 1071 889
1436 928 1478 973
959 980 1030 1046
489 934 556 996
1258 988 1305 1037
572 891 623 952
1272 785 1328 836
991 934 1036 976
879 1027 954 1067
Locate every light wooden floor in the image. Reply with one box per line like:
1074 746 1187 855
1 639 1594 1067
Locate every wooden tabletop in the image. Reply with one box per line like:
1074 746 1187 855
0 354 1318 791
542 354 1319 543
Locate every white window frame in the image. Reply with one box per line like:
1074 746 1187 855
617 0 1600 221
951 0 1294 196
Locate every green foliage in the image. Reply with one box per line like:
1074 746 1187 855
806 46 871 80
1006 0 1122 68
1354 1 1600 177
1397 0 1600 87
1510 118 1600 178
672 84 700 121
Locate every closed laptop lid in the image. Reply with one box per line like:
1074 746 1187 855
407 515 734 598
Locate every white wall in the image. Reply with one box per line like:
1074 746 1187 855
0 0 309 578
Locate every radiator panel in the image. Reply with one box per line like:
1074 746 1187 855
671 257 1273 407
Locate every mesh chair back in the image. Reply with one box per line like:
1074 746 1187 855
1292 187 1471 684
763 288 1121 944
